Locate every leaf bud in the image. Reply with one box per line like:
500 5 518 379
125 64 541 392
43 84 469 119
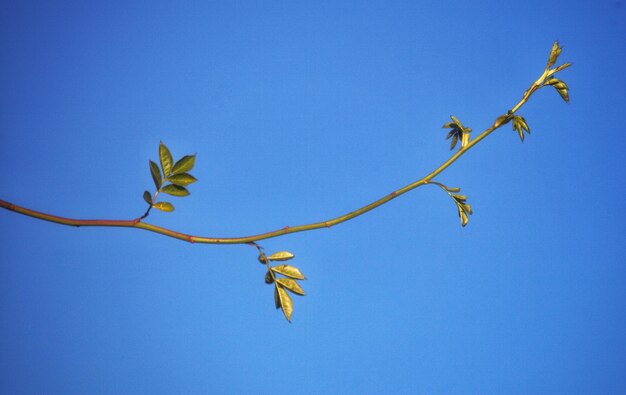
547 41 562 68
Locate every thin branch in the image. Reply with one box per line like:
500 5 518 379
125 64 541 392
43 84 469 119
0 58 567 245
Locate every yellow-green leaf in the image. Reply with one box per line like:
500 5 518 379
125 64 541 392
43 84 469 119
149 160 162 189
446 187 461 193
556 87 569 103
268 251 295 261
159 142 173 177
545 78 567 89
512 116 529 142
277 278 305 295
453 194 467 202
161 184 190 197
274 286 281 309
143 191 152 205
171 155 196 175
451 115 463 130
168 173 197 187
545 77 570 103
519 118 529 132
553 81 568 90
450 134 459 150
272 264 306 280
461 131 470 148
461 203 472 215
544 77 558 86
458 206 469 227
276 285 293 321
152 202 174 212
547 41 562 68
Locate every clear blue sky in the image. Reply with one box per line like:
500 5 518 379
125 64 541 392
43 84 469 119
1 1 625 394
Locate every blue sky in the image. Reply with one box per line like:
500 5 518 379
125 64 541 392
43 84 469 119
1 0 625 393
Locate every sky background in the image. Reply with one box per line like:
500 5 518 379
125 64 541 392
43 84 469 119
1 0 625 394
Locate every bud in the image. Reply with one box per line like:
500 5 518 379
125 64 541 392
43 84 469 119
493 114 511 129
547 41 562 68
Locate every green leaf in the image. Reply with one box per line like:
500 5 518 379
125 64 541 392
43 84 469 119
520 119 530 133
168 173 197 187
149 160 162 189
461 203 473 215
161 184 190 197
143 190 152 205
276 278 305 295
450 134 459 150
545 79 569 103
453 194 467 202
171 155 196 175
458 205 469 227
544 77 558 86
275 285 293 322
547 41 562 68
461 131 470 148
159 142 174 177
274 286 281 309
446 187 461 193
450 115 463 130
272 265 306 280
556 86 570 103
152 202 174 212
267 251 295 261
512 116 530 142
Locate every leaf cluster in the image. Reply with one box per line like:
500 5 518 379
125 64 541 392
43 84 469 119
258 251 306 322
452 191 472 227
443 116 471 150
512 115 530 142
546 41 562 69
431 183 473 227
544 42 570 103
143 142 197 213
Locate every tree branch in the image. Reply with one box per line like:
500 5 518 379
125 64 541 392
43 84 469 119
0 46 571 246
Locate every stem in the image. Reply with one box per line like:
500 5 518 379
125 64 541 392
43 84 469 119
140 205 153 220
0 63 566 245
140 190 159 220
256 247 277 282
